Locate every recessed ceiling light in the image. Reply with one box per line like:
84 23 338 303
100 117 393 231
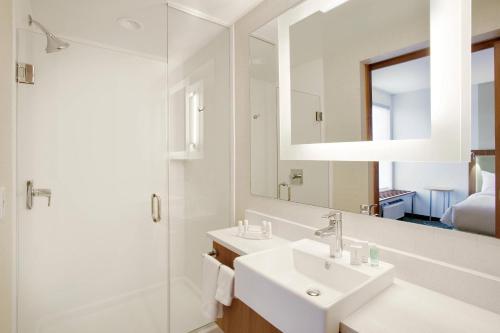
117 17 143 31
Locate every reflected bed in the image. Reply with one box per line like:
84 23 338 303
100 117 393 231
441 192 495 236
441 153 495 236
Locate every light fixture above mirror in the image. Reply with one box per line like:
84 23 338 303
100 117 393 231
277 0 471 162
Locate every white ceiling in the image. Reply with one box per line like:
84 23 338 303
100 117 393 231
252 19 278 45
29 0 263 61
372 57 430 95
169 0 265 26
249 36 277 84
31 0 168 58
372 48 494 95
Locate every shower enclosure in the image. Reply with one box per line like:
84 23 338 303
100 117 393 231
16 3 230 333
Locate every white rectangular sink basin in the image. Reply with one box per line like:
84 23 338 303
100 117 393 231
234 239 394 333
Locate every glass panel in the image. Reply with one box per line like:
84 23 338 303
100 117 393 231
16 22 168 333
167 7 231 333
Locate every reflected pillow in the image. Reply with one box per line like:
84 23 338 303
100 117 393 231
481 171 495 194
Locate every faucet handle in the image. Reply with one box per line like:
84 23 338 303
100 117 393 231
322 210 342 222
360 203 378 216
360 204 370 215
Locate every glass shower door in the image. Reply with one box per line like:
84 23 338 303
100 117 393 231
16 29 168 333
167 7 231 333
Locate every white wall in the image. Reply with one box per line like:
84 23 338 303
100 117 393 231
250 78 278 198
249 36 278 199
0 0 14 332
392 89 431 140
291 58 324 100
14 0 31 29
290 60 324 144
372 88 391 108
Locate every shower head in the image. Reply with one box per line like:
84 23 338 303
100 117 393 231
28 15 70 53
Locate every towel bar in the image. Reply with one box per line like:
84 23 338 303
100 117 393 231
202 249 218 257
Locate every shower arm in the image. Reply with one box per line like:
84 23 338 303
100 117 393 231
28 15 56 38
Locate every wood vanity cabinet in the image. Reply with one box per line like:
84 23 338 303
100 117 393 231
213 241 281 333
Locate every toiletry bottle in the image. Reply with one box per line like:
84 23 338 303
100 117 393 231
266 222 273 239
369 243 380 267
262 220 268 234
237 220 243 236
350 244 362 265
243 220 249 234
360 241 369 263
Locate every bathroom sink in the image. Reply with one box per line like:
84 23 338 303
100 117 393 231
234 239 395 333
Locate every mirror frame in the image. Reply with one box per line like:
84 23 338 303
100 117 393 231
278 0 471 162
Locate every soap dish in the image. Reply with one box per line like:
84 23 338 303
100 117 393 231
237 225 270 240
240 231 269 240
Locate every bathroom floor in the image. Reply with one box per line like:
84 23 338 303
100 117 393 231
400 216 453 230
35 284 167 333
28 278 212 333
171 278 211 333
191 324 223 333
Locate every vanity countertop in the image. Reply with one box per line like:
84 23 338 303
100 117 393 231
207 226 289 255
340 279 500 333
207 227 500 333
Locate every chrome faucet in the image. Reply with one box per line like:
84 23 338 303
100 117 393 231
314 210 343 258
360 204 378 216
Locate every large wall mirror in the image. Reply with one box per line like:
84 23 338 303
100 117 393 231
277 0 470 162
249 0 500 238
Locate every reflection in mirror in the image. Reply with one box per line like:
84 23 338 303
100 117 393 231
250 35 278 198
250 0 500 238
250 30 330 207
370 55 431 141
375 46 495 237
288 0 430 144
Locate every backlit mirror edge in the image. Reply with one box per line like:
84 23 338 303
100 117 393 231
278 0 471 162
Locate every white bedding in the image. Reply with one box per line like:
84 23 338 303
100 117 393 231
441 192 495 236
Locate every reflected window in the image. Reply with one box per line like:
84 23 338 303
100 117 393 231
372 105 393 190
372 105 391 141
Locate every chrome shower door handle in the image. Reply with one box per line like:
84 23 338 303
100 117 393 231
151 194 161 223
26 180 52 210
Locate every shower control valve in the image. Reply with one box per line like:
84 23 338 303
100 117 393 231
26 180 52 210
